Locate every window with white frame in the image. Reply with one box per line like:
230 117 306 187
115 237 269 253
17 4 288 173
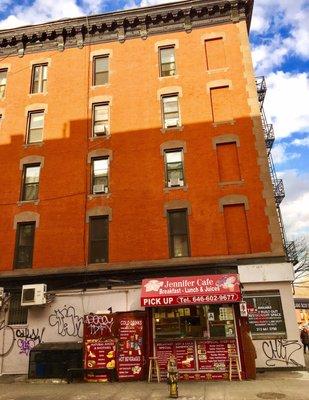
27 111 44 143
21 164 41 201
91 157 109 194
92 103 109 137
93 55 109 86
31 64 48 94
161 94 180 128
165 149 184 187
159 46 176 77
0 69 8 99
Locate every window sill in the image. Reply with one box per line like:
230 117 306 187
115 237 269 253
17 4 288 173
28 92 48 97
89 134 111 141
91 84 110 90
159 74 180 80
207 67 229 75
219 180 244 187
161 125 184 133
17 200 40 206
88 193 111 200
164 185 188 193
23 142 44 148
212 120 235 127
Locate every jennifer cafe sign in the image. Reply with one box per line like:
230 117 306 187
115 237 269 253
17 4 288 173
141 274 241 307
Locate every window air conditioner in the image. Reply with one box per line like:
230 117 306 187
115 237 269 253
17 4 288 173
93 184 107 194
165 119 179 129
21 284 47 306
95 125 108 136
168 178 184 187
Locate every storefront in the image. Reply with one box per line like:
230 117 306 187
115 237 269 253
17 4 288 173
141 274 246 380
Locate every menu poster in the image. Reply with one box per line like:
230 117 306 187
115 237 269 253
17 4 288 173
175 341 196 370
197 339 237 372
117 314 145 380
84 339 116 369
244 292 287 338
156 342 174 378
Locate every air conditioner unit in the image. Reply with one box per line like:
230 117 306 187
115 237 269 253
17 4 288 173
95 125 108 136
165 119 179 129
168 178 184 187
93 184 108 194
21 284 47 306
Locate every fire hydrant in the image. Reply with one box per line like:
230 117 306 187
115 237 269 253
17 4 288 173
167 355 179 398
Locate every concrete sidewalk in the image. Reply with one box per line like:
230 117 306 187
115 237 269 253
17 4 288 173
0 370 309 400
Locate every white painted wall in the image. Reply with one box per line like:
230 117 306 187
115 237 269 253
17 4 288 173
0 287 142 375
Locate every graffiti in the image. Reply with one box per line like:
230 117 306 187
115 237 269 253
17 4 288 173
15 327 45 343
0 320 15 357
0 322 45 358
84 314 114 335
262 338 303 367
49 305 83 338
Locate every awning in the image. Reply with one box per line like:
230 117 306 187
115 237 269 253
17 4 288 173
294 298 309 309
141 274 241 307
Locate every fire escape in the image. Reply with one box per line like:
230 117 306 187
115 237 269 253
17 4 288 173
255 77 298 265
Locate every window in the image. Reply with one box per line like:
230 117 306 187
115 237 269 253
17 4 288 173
92 103 109 137
0 69 8 99
89 216 108 263
165 149 184 187
93 55 109 86
159 46 176 77
27 111 44 143
31 64 48 93
168 209 190 257
14 222 36 269
21 164 41 201
162 95 180 128
91 157 109 194
8 292 28 325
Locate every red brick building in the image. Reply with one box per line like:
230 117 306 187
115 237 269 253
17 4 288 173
0 0 304 378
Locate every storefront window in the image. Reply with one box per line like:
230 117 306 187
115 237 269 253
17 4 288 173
154 305 235 340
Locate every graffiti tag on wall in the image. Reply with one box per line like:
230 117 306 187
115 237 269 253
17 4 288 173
49 305 83 338
0 321 45 357
262 338 303 367
84 314 114 335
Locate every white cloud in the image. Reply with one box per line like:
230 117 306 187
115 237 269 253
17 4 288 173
271 143 300 164
292 137 309 147
278 169 309 238
263 71 309 139
140 0 181 6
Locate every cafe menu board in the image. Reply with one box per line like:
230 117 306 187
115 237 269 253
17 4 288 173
175 341 195 370
244 292 287 338
156 342 174 378
197 339 237 372
117 314 145 380
85 339 116 370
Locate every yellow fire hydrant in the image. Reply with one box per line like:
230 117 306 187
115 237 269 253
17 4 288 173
167 355 179 398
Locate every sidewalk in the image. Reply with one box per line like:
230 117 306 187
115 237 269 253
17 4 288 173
0 369 308 400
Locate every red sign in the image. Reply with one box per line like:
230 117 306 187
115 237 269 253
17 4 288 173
141 274 241 307
196 339 237 372
84 339 116 369
175 340 195 370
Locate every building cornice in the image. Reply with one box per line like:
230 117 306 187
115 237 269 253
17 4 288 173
0 0 253 57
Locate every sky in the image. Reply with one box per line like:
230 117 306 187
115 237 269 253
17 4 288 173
0 0 308 243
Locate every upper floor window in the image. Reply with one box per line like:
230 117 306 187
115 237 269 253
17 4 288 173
93 102 109 137
162 95 180 129
159 46 176 77
89 216 108 263
91 157 109 194
14 222 36 269
93 55 109 86
27 111 44 143
21 164 41 201
0 68 8 99
31 64 48 94
165 149 184 187
168 209 190 258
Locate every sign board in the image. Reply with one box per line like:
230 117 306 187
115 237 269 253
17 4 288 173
294 298 309 309
239 301 248 317
141 274 241 307
244 291 287 339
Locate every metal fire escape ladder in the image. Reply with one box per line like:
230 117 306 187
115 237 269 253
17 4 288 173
255 77 298 265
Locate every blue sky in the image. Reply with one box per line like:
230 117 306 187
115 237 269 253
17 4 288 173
0 0 308 242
